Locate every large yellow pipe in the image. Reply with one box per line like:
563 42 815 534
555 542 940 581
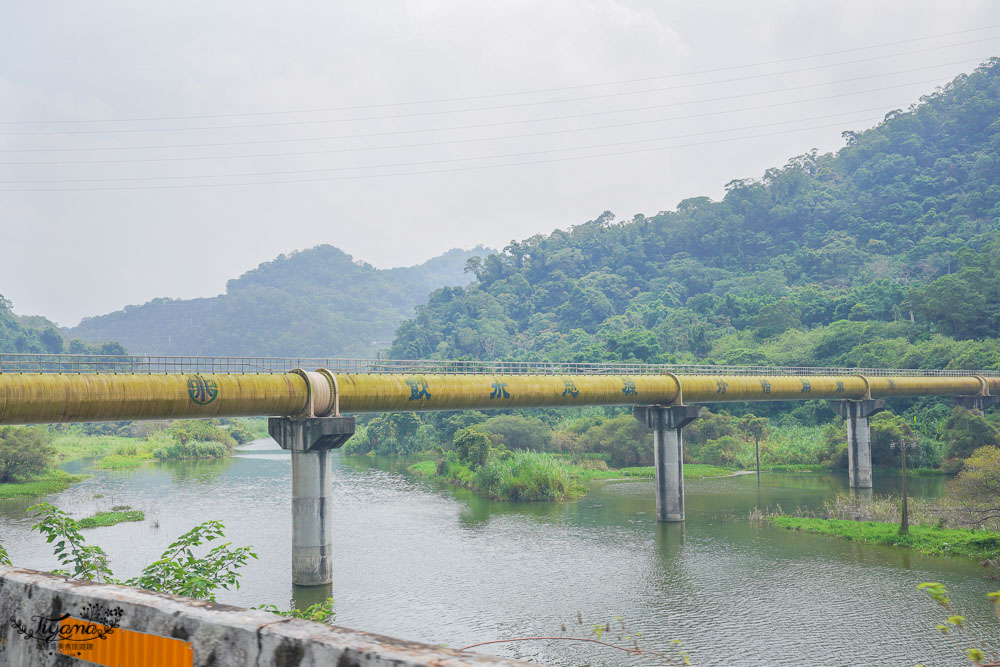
0 373 307 425
0 371 988 425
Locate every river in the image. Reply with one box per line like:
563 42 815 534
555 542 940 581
0 439 996 665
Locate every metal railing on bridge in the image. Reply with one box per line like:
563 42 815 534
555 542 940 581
1 353 998 378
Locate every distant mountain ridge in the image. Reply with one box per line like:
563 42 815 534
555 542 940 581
72 244 489 357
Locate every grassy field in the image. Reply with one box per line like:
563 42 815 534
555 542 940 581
0 470 87 499
769 516 1000 559
50 433 141 461
78 506 145 529
50 424 243 469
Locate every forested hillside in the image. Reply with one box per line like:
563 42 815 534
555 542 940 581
72 245 488 357
391 59 1000 371
0 296 123 355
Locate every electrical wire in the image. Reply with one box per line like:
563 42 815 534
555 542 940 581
1 109 887 184
2 25 998 124
0 117 884 192
0 104 913 166
0 55 986 136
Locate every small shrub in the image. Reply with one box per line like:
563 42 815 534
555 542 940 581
165 420 236 450
228 423 256 445
153 440 227 460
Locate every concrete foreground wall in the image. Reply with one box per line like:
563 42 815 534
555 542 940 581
0 567 536 667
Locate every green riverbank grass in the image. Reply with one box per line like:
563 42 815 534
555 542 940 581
470 451 587 501
50 434 139 461
93 454 154 469
770 517 1000 559
573 464 735 481
764 463 829 473
0 470 87 499
408 460 437 476
409 455 739 501
751 423 829 467
78 506 145 529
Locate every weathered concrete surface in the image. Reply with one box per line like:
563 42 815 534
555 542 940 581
0 566 537 666
954 394 1000 414
269 416 355 586
831 399 885 489
268 416 356 452
634 405 702 523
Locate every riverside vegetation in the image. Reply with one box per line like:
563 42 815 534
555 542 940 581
358 60 1000 499
344 400 1000 502
759 444 1000 561
0 419 266 498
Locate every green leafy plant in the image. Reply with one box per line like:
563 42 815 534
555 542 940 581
123 521 257 601
254 598 335 624
28 503 114 582
27 503 256 602
918 582 1000 666
0 540 10 567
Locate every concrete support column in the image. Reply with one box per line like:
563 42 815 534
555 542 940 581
954 395 1000 415
830 400 885 489
268 416 355 586
634 405 702 522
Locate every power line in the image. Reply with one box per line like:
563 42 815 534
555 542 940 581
0 57 980 138
0 118 883 192
0 105 910 167
1 25 998 124
0 110 895 185
0 72 962 158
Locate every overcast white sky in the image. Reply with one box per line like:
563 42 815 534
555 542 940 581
2 1 999 326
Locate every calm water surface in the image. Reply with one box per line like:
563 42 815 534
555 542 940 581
0 440 996 666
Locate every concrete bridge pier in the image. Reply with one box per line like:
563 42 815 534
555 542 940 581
955 394 1000 414
268 416 355 586
634 405 702 522
830 399 885 489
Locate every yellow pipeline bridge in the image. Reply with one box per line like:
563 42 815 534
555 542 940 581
5 353 999 584
0 354 996 425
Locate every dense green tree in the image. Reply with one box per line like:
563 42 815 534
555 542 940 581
941 407 1000 460
0 426 53 483
580 415 652 468
481 415 552 451
452 426 493 469
949 446 1000 526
